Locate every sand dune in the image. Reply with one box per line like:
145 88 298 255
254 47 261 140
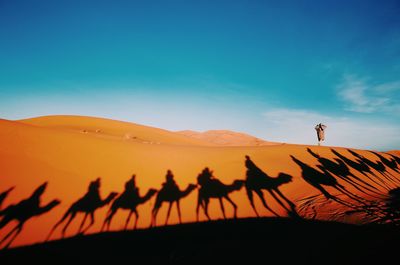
0 115 399 248
176 129 279 146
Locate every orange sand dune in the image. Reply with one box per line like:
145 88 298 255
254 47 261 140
1 115 399 248
176 129 279 146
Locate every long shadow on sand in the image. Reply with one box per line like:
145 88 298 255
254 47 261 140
331 149 391 191
290 155 366 209
196 167 244 221
244 155 298 218
102 175 157 231
47 178 117 240
307 148 382 198
0 183 60 249
151 170 197 227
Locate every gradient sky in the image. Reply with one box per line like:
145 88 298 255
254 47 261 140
1 0 399 150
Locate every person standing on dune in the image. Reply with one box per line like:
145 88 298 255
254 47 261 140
315 123 327 146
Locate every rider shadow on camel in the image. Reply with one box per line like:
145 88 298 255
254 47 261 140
196 167 244 221
244 155 298 218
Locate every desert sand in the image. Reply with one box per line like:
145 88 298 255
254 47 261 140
176 129 279 146
0 115 399 248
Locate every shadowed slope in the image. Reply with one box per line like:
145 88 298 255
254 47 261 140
1 218 400 265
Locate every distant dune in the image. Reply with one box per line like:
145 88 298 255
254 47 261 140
176 129 279 146
0 115 399 249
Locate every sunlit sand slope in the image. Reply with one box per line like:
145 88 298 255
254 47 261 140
1 115 399 248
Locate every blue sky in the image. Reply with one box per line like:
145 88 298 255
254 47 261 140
1 0 399 150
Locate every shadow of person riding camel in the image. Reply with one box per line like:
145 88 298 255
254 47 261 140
151 170 197 227
102 174 157 231
307 148 381 198
0 183 60 249
348 149 399 189
331 149 390 191
196 167 244 221
290 155 366 209
47 178 117 240
244 156 298 218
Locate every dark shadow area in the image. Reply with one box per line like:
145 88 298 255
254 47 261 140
348 149 399 189
47 178 117 240
290 155 366 208
331 149 390 191
380 188 400 224
0 187 14 211
151 170 196 227
370 151 400 173
196 167 244 221
244 156 297 217
102 175 157 231
0 183 60 249
307 148 382 198
387 153 400 166
1 217 400 265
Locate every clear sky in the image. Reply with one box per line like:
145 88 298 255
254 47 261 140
1 0 399 150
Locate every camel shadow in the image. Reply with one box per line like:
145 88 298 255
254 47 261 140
307 148 382 198
151 170 197 227
370 151 400 175
290 155 365 209
0 183 60 249
0 187 14 211
47 178 117 240
348 149 399 189
196 167 244 221
331 149 390 191
102 174 157 231
244 156 297 218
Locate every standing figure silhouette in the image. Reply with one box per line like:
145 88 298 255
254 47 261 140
0 183 60 249
315 123 327 146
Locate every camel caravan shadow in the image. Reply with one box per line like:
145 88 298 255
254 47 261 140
2 150 400 248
